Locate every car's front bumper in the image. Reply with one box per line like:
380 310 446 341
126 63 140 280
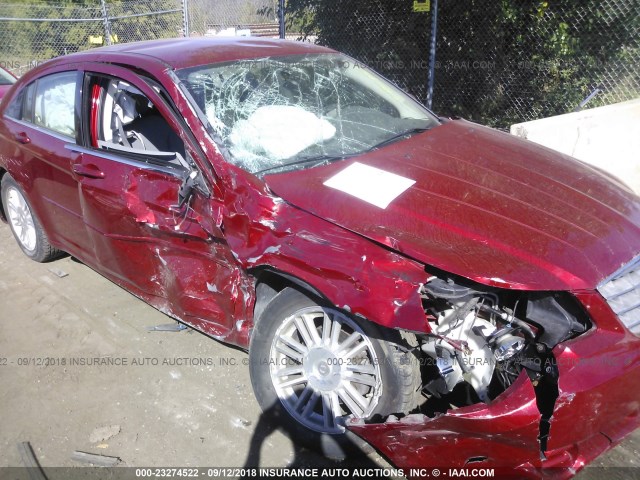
348 291 640 478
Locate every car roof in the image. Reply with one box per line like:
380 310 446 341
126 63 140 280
66 37 337 71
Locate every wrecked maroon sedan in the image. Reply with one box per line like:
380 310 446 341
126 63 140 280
1 38 639 477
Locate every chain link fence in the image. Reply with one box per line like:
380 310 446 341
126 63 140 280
0 0 279 77
0 0 185 77
286 0 640 128
187 0 278 37
286 1 433 109
432 0 640 127
0 0 637 128
105 0 184 45
0 2 103 76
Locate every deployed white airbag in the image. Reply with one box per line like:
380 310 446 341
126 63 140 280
229 105 336 162
36 79 75 136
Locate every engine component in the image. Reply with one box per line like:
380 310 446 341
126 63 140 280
419 275 592 407
420 277 533 402
423 277 475 300
526 295 587 348
491 332 526 362
422 303 496 401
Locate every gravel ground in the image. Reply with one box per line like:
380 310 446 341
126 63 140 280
0 222 638 478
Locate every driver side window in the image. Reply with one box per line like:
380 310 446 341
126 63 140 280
89 75 186 166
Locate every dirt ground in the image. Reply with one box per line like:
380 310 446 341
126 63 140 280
0 221 638 478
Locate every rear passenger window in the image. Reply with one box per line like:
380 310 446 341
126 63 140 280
34 72 76 137
5 87 26 120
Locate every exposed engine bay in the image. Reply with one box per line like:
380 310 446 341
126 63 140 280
417 275 591 455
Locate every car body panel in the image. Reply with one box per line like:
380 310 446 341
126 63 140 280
264 119 640 292
6 120 91 256
74 62 248 343
64 37 336 70
217 161 430 333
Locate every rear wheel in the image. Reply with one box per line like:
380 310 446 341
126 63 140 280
1 174 61 262
249 287 421 458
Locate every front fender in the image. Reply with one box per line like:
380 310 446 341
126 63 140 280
220 164 430 333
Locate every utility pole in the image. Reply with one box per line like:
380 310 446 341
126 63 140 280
426 0 439 109
278 0 285 39
100 0 112 46
182 0 190 37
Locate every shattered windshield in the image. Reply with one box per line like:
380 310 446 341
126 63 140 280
177 53 439 175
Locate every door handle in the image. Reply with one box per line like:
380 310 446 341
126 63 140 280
14 132 30 144
72 163 105 179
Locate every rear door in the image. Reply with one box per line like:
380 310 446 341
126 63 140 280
2 69 92 257
72 63 241 335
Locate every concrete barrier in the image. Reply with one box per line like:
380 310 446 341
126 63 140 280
511 98 640 194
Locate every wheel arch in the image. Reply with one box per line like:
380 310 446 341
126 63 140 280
246 267 422 352
249 266 329 328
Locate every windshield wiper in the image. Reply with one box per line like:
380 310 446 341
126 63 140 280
255 153 357 176
367 127 432 152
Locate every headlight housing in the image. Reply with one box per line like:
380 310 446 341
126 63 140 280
597 256 640 335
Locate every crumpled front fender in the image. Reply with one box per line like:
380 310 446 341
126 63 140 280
220 163 430 334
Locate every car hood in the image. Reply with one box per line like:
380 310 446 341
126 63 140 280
264 120 640 291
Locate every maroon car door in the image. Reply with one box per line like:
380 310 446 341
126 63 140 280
2 69 94 258
70 64 240 336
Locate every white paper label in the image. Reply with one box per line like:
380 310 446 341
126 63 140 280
323 162 416 209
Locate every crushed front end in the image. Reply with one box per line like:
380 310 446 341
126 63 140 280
348 260 640 478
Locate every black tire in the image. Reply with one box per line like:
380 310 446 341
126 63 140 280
249 287 421 459
1 174 61 263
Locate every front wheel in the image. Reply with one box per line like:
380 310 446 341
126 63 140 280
249 287 421 458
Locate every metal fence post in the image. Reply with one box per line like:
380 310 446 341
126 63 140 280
426 0 439 109
278 0 285 39
182 0 189 37
100 0 112 46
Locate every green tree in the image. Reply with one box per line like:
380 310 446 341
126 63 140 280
286 0 640 127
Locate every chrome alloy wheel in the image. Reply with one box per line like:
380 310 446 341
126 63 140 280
6 186 37 252
269 307 382 434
